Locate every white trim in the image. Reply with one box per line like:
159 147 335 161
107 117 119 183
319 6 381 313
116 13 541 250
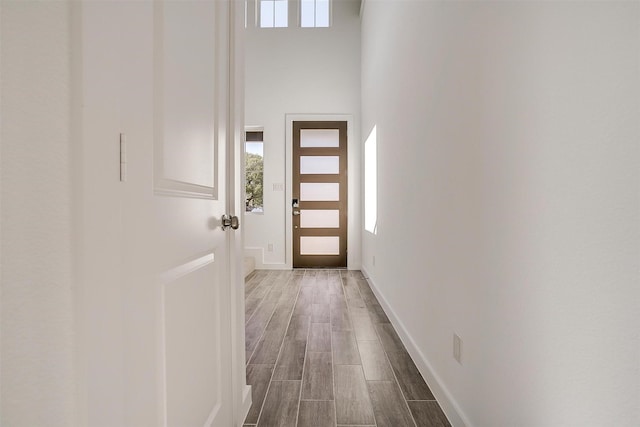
361 266 472 427
285 114 361 270
0 1 4 421
239 385 252 425
230 1 251 426
245 247 289 270
158 253 215 286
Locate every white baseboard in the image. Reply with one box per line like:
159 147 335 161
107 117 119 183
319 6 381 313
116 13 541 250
245 247 360 271
244 247 291 270
361 266 472 427
253 263 289 270
239 384 252 426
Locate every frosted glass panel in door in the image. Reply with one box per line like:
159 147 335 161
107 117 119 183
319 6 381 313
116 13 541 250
300 236 340 255
300 183 340 201
300 210 340 228
300 129 339 147
300 156 339 174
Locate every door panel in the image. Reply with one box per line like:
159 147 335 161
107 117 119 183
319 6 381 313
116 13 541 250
160 0 216 189
293 121 347 268
300 182 340 201
299 129 340 147
300 156 340 174
300 210 340 228
300 236 341 255
154 0 219 199
163 256 222 427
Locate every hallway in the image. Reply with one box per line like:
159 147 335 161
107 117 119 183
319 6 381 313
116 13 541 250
244 270 450 427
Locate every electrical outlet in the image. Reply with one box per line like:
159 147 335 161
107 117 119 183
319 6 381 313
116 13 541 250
453 333 462 364
267 243 274 252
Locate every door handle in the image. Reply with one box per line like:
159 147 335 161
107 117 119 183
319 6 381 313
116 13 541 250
292 210 300 216
221 214 239 230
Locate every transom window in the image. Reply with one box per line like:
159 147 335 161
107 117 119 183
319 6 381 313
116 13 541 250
260 0 288 28
301 0 330 28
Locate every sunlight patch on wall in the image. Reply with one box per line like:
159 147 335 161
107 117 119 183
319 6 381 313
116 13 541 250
364 125 377 234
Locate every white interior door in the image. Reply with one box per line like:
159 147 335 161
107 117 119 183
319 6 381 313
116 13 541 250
80 1 235 426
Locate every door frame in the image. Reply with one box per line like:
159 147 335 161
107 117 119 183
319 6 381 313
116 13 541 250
292 121 348 268
285 114 361 270
229 0 253 424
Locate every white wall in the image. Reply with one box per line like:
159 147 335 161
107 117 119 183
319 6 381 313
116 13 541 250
244 0 361 269
361 1 640 426
0 2 76 425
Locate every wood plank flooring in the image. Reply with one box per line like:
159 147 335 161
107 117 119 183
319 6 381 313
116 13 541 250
243 269 451 427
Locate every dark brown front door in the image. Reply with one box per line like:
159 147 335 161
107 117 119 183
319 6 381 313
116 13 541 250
292 121 348 268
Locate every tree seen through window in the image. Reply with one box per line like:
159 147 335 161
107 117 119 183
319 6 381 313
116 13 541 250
245 140 264 212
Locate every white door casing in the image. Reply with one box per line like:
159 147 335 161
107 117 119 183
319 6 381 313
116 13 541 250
229 0 254 423
79 1 246 426
285 114 360 270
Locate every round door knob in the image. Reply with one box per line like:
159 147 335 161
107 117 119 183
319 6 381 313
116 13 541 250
221 214 240 230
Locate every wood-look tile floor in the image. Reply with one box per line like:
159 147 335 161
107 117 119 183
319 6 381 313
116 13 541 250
243 269 451 427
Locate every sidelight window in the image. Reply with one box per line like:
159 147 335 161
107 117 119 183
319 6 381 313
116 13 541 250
245 130 264 213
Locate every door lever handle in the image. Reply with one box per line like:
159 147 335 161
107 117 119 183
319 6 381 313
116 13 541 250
221 214 239 230
292 210 300 216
